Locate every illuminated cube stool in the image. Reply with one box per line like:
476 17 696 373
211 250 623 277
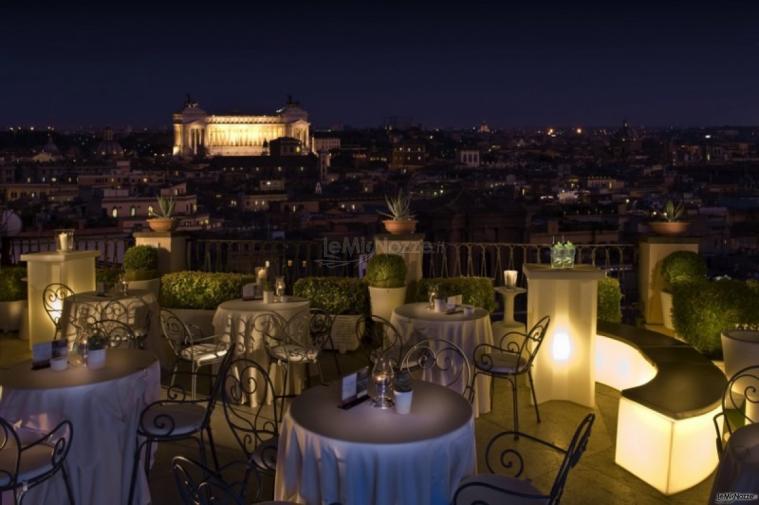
596 324 726 496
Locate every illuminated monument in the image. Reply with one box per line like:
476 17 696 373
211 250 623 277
172 95 310 157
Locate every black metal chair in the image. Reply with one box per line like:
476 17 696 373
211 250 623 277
94 319 141 349
42 283 75 338
472 315 550 433
160 308 231 399
127 343 239 505
171 456 299 505
453 413 595 505
356 315 405 366
0 418 75 505
401 337 475 403
308 308 342 378
221 356 282 476
714 364 759 457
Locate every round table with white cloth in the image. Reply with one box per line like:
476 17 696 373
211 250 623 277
710 423 759 504
60 289 160 352
274 380 476 505
213 297 311 404
0 349 160 505
391 302 494 416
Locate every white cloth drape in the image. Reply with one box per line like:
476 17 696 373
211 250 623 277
274 381 476 505
391 303 494 416
0 350 161 505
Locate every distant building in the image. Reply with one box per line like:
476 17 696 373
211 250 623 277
94 128 124 158
456 148 480 168
390 141 427 170
172 96 310 157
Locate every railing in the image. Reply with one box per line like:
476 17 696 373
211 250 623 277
5 234 133 266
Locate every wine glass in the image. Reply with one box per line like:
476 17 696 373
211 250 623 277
428 285 439 310
372 355 395 409
275 276 286 301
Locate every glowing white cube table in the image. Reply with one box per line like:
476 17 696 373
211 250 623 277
21 250 98 346
523 264 604 408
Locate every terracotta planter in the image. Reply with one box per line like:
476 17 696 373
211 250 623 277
383 219 417 235
147 217 176 233
649 221 689 236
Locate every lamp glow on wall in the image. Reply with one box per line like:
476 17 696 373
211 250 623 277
552 329 571 361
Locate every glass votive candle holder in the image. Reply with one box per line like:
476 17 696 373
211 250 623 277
55 229 75 252
504 270 518 288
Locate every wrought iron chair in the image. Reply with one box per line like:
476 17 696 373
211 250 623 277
42 283 75 338
401 337 475 402
256 311 323 397
453 413 595 505
160 308 231 399
472 315 550 433
714 365 759 457
356 315 405 366
221 357 282 476
0 418 75 505
308 308 342 377
93 319 141 349
127 343 239 505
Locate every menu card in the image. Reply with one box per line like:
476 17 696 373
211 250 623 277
31 342 53 369
339 366 369 409
242 283 257 300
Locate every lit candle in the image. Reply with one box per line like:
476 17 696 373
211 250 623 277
504 270 518 288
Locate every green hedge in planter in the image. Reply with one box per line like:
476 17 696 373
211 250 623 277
661 251 707 289
365 254 406 288
123 245 159 281
672 278 759 356
293 277 369 315
96 267 122 287
160 271 255 310
0 267 26 302
412 277 496 313
598 276 622 323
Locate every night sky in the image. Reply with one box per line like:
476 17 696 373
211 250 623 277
2 1 758 129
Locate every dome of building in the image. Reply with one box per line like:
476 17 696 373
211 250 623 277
95 127 124 157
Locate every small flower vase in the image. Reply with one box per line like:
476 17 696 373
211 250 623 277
263 291 274 304
563 243 576 268
394 390 413 414
550 243 564 268
87 348 107 370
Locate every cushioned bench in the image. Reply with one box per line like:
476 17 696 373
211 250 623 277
595 322 727 495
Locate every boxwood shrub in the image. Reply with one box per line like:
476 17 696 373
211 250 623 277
96 267 122 287
123 245 159 281
672 278 759 357
365 254 406 288
0 267 26 302
660 251 707 290
411 277 496 313
293 277 369 315
598 276 622 323
160 271 255 310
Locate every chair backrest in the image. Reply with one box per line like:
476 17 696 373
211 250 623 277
221 356 280 472
361 315 405 365
492 315 550 369
171 456 248 505
401 337 474 402
95 319 139 349
308 308 336 348
548 413 595 503
159 308 192 357
721 365 759 438
0 417 21 490
251 311 289 348
42 283 75 325
101 299 129 323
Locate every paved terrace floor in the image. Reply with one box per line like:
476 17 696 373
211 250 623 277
0 333 714 505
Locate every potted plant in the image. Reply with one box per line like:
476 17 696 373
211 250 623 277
123 245 161 296
393 369 413 414
147 195 176 232
660 251 706 330
649 200 689 236
87 331 108 369
366 254 407 321
0 267 27 335
380 190 417 235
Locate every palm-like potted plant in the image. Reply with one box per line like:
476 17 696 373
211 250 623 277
649 200 689 236
380 190 417 235
147 195 176 232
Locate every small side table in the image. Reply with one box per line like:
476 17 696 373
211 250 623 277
493 287 527 334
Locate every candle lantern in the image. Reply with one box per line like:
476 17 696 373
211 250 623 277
504 270 518 288
55 229 75 253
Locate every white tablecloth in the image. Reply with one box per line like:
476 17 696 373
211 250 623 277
60 290 160 351
0 350 161 505
391 303 494 416
710 423 759 503
275 380 475 505
213 298 311 404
